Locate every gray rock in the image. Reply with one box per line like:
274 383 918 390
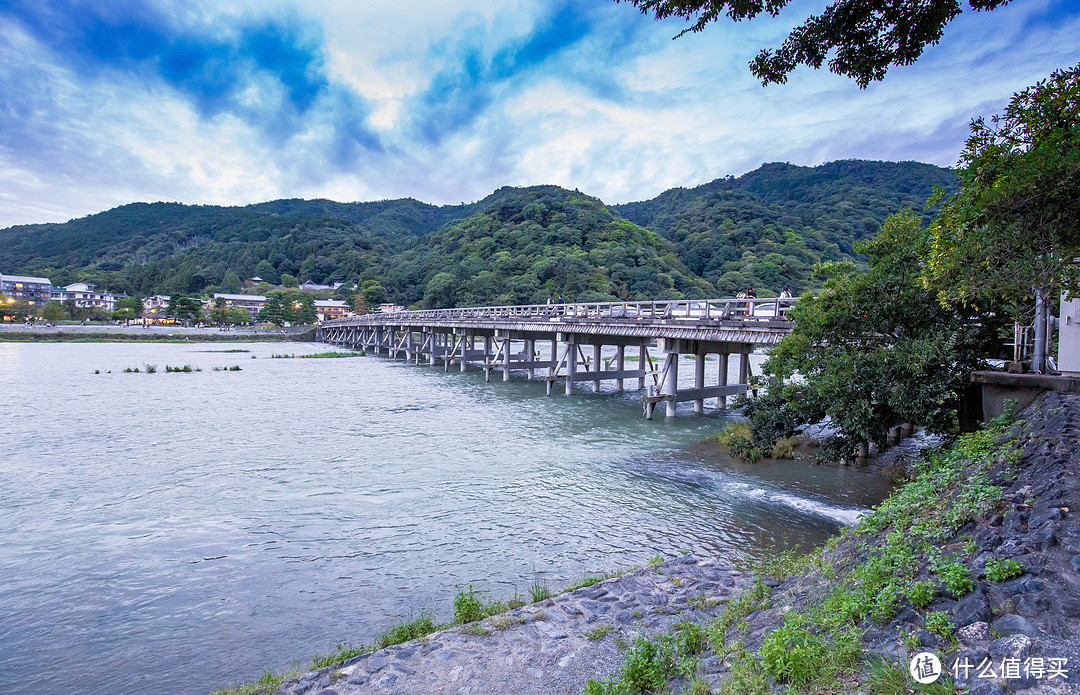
378 672 397 687
300 672 319 683
992 614 1041 639
318 675 331 688
366 655 390 673
1022 524 1057 550
988 634 1033 661
953 592 992 626
1027 507 1064 529
966 683 1006 695
1071 555 1080 573
956 621 992 644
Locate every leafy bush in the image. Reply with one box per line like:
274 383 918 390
936 560 973 596
924 610 955 641
453 586 485 624
760 622 829 686
984 557 1024 583
907 581 936 609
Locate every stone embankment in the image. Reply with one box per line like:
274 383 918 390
270 559 745 695
702 391 1080 694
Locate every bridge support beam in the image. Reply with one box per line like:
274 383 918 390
616 344 625 392
718 353 729 409
694 353 705 415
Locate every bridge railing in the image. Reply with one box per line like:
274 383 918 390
327 297 797 326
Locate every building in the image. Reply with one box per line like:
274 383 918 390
377 303 407 313
210 293 267 318
50 282 122 312
315 299 351 321
0 273 54 306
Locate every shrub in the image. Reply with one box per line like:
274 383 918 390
937 560 973 596
759 622 829 686
924 610 955 641
907 581 935 609
453 586 485 624
674 621 705 655
621 637 668 692
984 557 1024 583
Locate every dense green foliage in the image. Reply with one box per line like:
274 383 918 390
618 0 1011 88
1 161 952 308
753 211 1005 456
389 185 712 307
929 63 1080 306
614 160 953 297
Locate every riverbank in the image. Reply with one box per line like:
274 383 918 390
0 326 316 342
228 558 747 695
224 391 1079 695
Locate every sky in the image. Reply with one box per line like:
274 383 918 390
0 0 1078 229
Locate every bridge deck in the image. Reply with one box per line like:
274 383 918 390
319 297 796 418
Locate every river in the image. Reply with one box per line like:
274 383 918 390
0 341 893 694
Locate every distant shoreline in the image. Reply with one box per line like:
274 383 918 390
0 327 316 343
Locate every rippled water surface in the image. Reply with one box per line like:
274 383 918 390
0 342 893 694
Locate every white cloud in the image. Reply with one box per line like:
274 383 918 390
0 0 1077 228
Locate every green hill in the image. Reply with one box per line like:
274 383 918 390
0 160 955 305
612 160 954 296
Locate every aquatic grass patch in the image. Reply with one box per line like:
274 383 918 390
376 612 439 648
310 643 370 670
211 668 289 695
164 364 200 372
452 586 507 625
529 578 552 603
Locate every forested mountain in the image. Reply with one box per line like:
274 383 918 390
613 160 954 295
374 185 712 307
0 160 954 306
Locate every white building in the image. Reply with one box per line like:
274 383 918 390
209 293 267 318
315 299 351 320
50 282 122 312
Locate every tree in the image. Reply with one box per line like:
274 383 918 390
758 211 1004 460
928 63 1080 372
258 291 316 325
258 294 288 325
210 296 229 324
299 255 317 282
42 301 66 321
361 280 386 306
423 273 457 308
168 294 203 323
617 0 1011 87
254 260 280 285
111 296 143 321
220 270 242 293
281 273 299 288
1 297 31 322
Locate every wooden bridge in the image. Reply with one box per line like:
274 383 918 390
318 298 796 418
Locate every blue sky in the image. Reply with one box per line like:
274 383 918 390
0 0 1077 228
